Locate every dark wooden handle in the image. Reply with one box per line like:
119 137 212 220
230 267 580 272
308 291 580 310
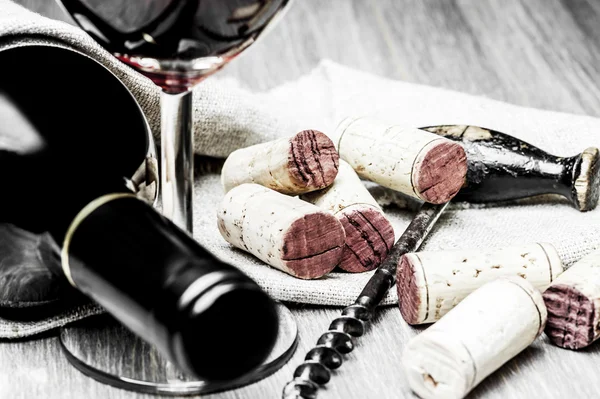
421 125 600 211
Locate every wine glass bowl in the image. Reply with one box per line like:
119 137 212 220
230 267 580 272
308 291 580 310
58 0 291 93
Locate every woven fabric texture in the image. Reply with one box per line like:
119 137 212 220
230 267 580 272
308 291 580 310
1 0 599 338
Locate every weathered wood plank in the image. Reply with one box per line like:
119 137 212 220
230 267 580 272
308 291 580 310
4 1 600 398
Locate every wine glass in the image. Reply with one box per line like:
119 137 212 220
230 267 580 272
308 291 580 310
56 0 292 233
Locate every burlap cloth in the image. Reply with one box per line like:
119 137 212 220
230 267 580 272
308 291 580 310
1 0 599 338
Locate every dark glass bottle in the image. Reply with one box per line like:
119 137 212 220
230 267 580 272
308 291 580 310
0 46 278 381
422 125 600 211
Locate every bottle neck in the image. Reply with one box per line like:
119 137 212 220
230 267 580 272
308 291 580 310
61 194 278 380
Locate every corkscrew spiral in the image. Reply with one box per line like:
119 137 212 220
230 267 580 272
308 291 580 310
282 202 448 399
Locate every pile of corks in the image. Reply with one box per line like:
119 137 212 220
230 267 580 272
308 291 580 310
217 116 600 399
218 117 466 278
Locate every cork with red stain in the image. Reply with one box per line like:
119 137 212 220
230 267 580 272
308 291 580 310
412 140 467 204
397 243 563 325
543 248 600 349
217 183 345 279
544 285 596 349
302 160 395 273
221 130 339 195
336 206 395 272
334 117 467 204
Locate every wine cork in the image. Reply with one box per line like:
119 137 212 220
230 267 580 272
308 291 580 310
335 117 467 204
217 183 345 279
301 160 395 272
543 248 600 349
221 130 339 195
403 278 547 399
397 243 563 324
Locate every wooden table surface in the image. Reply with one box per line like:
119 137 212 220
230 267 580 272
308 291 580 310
5 1 600 398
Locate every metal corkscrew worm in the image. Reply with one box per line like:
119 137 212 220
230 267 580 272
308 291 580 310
282 202 448 399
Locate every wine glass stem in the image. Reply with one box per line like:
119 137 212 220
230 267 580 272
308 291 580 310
160 90 194 233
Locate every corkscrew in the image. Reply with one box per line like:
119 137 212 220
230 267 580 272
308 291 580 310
282 202 448 399
422 125 600 211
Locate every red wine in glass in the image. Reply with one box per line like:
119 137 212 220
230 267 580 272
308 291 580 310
59 0 290 91
57 0 292 231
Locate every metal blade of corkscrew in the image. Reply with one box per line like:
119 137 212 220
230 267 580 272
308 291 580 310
282 202 448 399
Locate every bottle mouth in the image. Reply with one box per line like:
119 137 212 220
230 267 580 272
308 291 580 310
170 278 279 382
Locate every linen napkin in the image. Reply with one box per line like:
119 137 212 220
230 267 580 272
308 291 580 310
1 0 600 338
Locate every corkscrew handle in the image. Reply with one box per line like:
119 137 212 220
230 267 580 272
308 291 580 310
422 125 600 211
282 202 448 399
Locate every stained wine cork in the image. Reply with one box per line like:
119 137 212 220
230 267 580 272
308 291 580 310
397 243 563 324
301 160 395 272
217 183 345 279
403 278 547 399
543 249 600 349
335 117 467 204
221 130 339 195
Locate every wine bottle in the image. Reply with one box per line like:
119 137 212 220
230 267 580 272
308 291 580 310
0 53 278 381
6 153 279 380
422 125 600 211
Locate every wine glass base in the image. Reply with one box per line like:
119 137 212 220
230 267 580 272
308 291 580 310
59 303 298 395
